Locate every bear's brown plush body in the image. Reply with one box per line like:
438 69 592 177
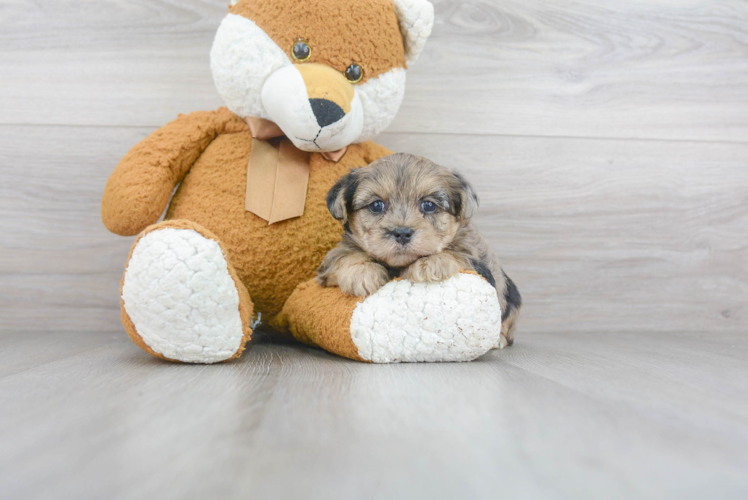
103 0 507 364
102 108 391 325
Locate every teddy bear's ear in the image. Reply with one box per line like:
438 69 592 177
392 0 435 63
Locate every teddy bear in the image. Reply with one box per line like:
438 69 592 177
102 0 505 364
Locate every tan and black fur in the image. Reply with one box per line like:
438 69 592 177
317 153 522 345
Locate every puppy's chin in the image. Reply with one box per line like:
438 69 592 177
372 245 422 268
382 252 419 268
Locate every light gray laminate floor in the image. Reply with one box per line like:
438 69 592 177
2 0 748 498
1 330 747 499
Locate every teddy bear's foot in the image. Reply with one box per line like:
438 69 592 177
275 272 502 363
120 220 253 363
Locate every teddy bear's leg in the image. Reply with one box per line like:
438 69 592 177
120 220 253 363
274 272 502 363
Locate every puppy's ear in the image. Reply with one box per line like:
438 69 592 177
326 169 360 221
452 171 479 221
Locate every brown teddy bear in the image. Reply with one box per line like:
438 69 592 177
102 0 505 364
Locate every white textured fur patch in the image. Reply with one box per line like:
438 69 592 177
357 68 407 143
393 0 435 63
211 14 291 119
122 228 244 364
350 273 502 363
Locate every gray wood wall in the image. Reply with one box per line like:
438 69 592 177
1 0 747 335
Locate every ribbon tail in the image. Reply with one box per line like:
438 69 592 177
245 138 280 222
321 146 348 163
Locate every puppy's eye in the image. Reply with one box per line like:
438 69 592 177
369 200 385 214
345 64 363 83
292 40 311 62
420 200 437 213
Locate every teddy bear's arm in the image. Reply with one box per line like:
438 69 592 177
101 108 247 236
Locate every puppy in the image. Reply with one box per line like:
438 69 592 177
317 153 522 345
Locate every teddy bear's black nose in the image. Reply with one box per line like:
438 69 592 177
309 98 346 128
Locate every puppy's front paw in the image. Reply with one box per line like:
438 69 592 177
403 254 461 283
337 261 389 298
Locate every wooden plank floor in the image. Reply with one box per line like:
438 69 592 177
2 0 748 498
2 330 747 499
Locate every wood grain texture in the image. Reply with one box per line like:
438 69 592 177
396 0 748 141
2 2 748 497
2 0 748 142
2 124 746 334
2 1 746 334
1 330 747 499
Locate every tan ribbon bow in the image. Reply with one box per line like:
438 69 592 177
244 117 348 224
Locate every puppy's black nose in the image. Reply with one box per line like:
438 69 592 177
309 98 345 128
392 227 414 245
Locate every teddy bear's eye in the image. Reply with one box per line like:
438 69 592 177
292 40 311 62
369 200 385 214
420 200 437 213
345 64 363 83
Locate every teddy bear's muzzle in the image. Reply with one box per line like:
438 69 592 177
261 63 364 153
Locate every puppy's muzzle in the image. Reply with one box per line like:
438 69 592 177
392 227 414 245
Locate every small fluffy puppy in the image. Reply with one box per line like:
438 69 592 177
317 153 521 345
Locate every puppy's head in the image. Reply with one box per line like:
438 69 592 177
327 153 479 267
